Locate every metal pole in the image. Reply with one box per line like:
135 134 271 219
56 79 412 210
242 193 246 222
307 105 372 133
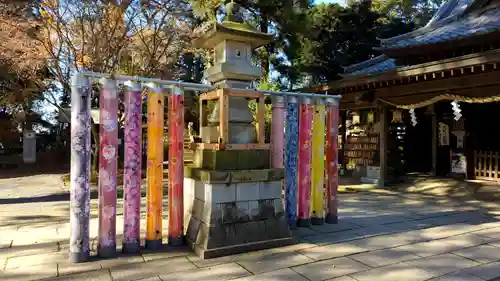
69 73 91 263
97 78 118 258
80 71 212 91
325 98 340 224
145 83 164 249
234 88 341 100
311 99 326 225
271 96 285 168
284 96 299 229
122 81 142 253
297 97 313 227
168 86 184 246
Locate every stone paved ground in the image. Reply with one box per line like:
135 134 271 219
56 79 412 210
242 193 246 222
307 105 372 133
3 175 500 280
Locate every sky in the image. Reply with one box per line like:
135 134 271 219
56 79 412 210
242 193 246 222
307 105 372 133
315 0 343 3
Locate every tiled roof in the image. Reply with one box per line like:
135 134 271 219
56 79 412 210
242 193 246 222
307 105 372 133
379 4 500 49
342 0 500 78
426 0 474 26
343 55 400 77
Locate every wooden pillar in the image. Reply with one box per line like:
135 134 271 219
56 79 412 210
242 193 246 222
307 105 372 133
378 106 388 188
340 110 347 172
431 105 437 176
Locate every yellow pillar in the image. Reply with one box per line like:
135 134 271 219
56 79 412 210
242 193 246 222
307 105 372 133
311 100 326 225
145 84 164 249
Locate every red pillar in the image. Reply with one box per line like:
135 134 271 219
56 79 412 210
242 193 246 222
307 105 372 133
168 86 184 246
98 78 118 257
325 98 340 224
297 97 313 227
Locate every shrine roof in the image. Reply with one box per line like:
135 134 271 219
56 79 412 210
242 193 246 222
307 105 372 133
342 55 400 77
342 0 500 78
377 3 500 50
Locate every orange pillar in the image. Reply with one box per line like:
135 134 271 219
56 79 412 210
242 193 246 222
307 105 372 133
145 84 164 249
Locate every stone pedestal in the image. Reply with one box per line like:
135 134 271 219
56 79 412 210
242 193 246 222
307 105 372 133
184 167 294 259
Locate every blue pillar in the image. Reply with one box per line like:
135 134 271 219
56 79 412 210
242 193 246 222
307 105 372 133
285 96 299 229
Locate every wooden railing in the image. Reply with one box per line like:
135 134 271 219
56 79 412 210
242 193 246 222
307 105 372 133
474 150 500 181
183 131 194 164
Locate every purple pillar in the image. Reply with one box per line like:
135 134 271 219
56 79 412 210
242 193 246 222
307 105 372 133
69 73 91 263
123 81 142 253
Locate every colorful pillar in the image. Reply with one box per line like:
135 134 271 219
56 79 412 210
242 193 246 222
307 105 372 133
325 98 340 224
311 99 326 225
122 81 142 253
168 86 184 246
98 78 118 258
69 73 91 263
284 96 299 229
271 96 285 168
297 97 313 227
145 83 164 249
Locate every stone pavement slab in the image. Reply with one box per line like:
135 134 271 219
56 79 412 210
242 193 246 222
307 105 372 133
452 244 500 263
292 257 370 281
45 269 113 281
159 262 251 281
298 241 367 261
464 261 500 280
405 253 480 277
472 226 500 239
0 263 58 281
109 257 196 281
236 251 313 274
349 262 436 281
429 271 484 281
326 276 358 281
231 268 309 281
301 229 365 246
397 239 466 257
349 248 420 267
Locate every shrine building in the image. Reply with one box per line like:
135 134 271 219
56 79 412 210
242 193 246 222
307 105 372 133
304 0 500 187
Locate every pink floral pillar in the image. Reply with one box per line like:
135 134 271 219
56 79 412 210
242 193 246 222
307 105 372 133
297 97 313 227
168 86 184 246
325 97 340 224
98 78 118 257
271 96 285 168
123 81 142 252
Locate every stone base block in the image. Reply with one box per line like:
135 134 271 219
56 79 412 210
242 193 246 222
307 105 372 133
184 169 292 259
194 149 270 170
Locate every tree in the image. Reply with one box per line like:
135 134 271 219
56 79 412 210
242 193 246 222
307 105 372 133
189 0 312 80
0 0 49 109
34 0 199 172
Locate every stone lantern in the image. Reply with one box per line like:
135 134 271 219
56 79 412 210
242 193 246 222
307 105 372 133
184 2 293 259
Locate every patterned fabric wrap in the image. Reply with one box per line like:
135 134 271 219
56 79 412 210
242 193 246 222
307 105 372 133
98 78 118 253
284 98 299 227
70 75 91 259
123 89 142 246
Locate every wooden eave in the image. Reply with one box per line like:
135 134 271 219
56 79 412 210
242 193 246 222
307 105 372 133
309 48 500 94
